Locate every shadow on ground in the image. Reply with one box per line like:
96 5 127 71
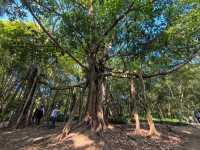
0 122 200 150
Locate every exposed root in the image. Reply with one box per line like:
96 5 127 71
32 135 51 144
146 111 161 138
135 129 141 135
58 119 108 142
147 130 161 138
58 121 87 142
59 126 70 141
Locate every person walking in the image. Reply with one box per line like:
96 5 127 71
50 105 60 129
33 105 45 125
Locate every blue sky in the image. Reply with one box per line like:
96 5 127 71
0 12 33 21
0 0 33 21
0 15 8 20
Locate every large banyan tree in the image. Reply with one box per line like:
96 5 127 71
3 0 200 136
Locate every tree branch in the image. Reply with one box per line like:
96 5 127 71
32 0 85 44
95 2 135 53
39 79 86 91
102 44 200 79
22 0 88 70
143 48 199 78
107 42 200 61
103 2 135 37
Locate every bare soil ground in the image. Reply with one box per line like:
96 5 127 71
0 123 200 150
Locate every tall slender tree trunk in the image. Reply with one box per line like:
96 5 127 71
130 78 141 134
26 86 39 126
0 73 14 112
146 110 160 136
179 85 184 121
61 91 77 138
63 90 71 122
7 85 24 127
78 87 86 122
47 90 58 120
168 103 171 118
1 83 21 121
15 65 39 128
138 71 160 137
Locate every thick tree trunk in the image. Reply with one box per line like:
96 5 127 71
130 78 141 134
96 78 107 132
84 71 107 133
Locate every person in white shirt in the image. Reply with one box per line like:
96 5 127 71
50 105 60 128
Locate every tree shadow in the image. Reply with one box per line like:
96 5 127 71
1 123 199 150
0 125 62 150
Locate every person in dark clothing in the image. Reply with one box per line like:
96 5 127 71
33 106 45 125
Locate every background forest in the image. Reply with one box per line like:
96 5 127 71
0 20 200 126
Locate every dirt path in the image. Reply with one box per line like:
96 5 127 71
0 124 63 150
173 126 200 150
0 123 200 150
